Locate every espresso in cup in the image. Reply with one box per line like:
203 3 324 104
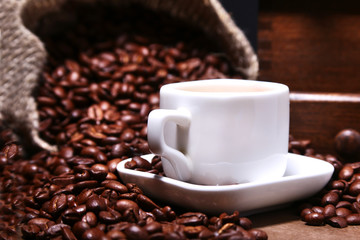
147 79 289 185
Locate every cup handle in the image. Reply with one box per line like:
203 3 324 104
147 108 192 181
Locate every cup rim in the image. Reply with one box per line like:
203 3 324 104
160 79 289 98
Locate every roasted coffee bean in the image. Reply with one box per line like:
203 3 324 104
86 195 107 213
327 216 348 228
300 208 314 221
77 189 95 205
239 217 253 230
304 212 325 226
336 207 352 218
72 221 91 238
136 194 160 212
46 223 69 237
328 180 346 191
50 175 75 187
132 156 152 170
88 168 108 181
143 221 162 234
335 129 360 158
336 201 352 209
102 180 128 193
311 206 324 214
346 213 360 225
82 228 105 240
176 212 208 226
111 143 130 158
21 224 41 238
338 166 354 180
115 199 139 214
72 204 87 215
107 159 122 173
82 212 98 228
74 180 99 192
324 204 336 219
248 229 268 240
342 194 356 203
62 226 77 240
352 202 360 213
27 218 53 231
321 192 339 206
124 224 149 240
48 193 68 216
106 229 127 239
99 208 121 224
349 180 360 196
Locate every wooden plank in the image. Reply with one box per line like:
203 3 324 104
258 4 360 92
290 93 360 154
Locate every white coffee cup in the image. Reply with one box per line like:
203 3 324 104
147 79 289 185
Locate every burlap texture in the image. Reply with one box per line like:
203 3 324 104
1 0 258 152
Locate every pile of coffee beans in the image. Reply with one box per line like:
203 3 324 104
0 3 270 240
295 129 360 228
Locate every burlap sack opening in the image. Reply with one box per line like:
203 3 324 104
1 0 258 152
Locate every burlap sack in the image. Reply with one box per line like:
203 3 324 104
1 0 258 152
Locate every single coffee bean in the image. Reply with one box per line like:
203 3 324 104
102 180 128 193
136 194 160 212
349 180 360 196
304 212 325 226
99 208 121 224
346 213 360 225
300 208 314 221
352 202 360 213
82 212 97 227
48 193 68 216
46 223 69 237
338 166 354 180
132 156 152 170
143 221 162 234
328 180 346 190
324 204 336 219
327 216 348 228
21 224 41 238
86 195 107 213
72 221 91 238
239 217 253 230
248 229 268 240
336 208 352 218
106 229 127 239
124 224 149 240
115 199 139 214
62 209 82 224
335 129 360 158
336 201 352 209
311 206 324 214
176 212 208 226
321 192 339 206
62 226 77 240
82 228 105 240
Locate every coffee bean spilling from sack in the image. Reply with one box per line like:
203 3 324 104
0 5 269 240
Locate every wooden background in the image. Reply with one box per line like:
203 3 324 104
252 2 360 239
257 0 360 155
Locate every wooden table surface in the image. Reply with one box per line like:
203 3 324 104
251 207 360 240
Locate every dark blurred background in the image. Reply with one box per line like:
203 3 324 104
220 0 258 52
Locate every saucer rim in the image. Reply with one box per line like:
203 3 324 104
117 153 334 192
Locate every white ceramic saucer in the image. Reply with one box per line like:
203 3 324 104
117 153 334 215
